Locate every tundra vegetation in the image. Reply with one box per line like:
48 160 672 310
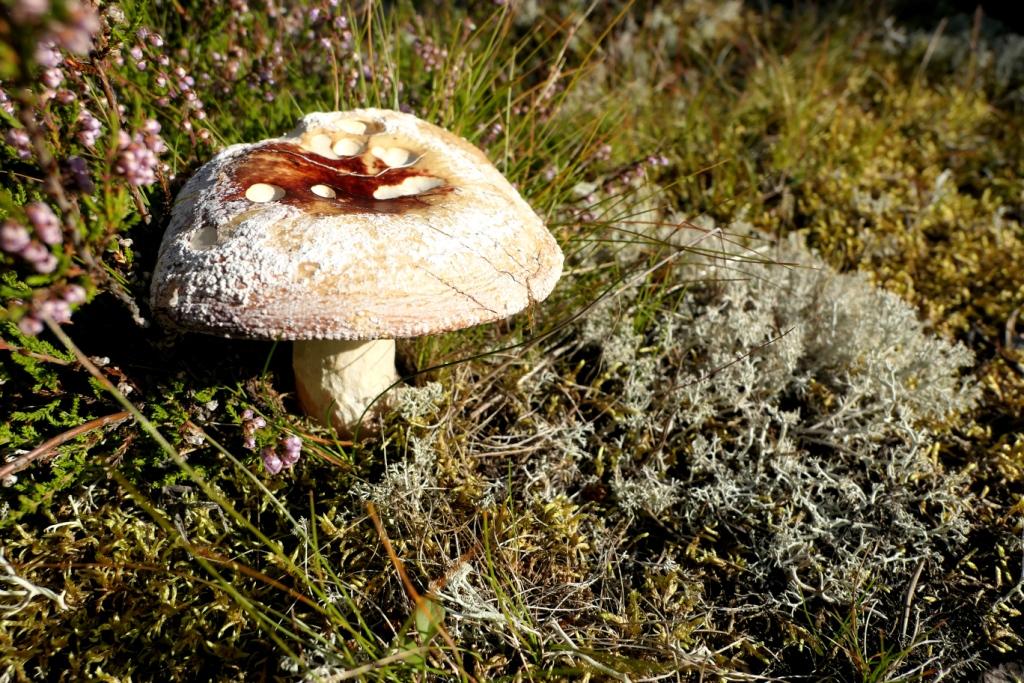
1 1 1023 680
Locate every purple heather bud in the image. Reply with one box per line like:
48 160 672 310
26 202 62 245
1 221 30 253
76 108 102 147
136 27 149 41
130 46 143 61
148 33 164 48
35 41 62 68
262 447 283 475
279 435 302 467
62 284 86 304
114 128 163 186
241 409 254 420
142 119 161 135
39 298 71 323
55 89 76 104
243 435 256 450
53 1 101 55
252 416 267 429
5 128 32 160
18 315 44 336
20 241 49 264
66 155 94 193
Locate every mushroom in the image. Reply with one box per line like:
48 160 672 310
150 109 562 432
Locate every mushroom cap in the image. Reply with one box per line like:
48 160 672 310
150 109 563 340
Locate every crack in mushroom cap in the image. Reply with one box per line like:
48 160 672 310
150 108 563 340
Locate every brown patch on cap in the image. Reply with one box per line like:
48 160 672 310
224 142 451 215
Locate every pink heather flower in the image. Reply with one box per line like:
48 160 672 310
66 155 94 193
241 409 254 420
243 435 256 450
252 416 266 429
279 435 302 467
148 33 164 48
50 1 101 55
20 241 49 264
0 86 13 115
18 315 44 336
10 0 49 23
76 108 102 147
55 89 76 104
42 68 64 89
1 221 30 253
262 447 283 475
26 202 62 245
62 284 86 304
35 41 62 68
5 128 32 160
114 126 164 186
39 298 71 323
129 45 143 61
33 251 58 274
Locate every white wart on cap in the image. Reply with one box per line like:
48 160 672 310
150 108 563 341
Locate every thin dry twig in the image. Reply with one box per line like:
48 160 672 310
0 410 132 480
365 501 477 683
901 558 927 642
0 339 73 366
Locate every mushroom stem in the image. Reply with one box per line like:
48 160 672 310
293 338 399 432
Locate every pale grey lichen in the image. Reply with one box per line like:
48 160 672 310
391 380 445 421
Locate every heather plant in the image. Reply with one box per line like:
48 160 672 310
2 1 1024 681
